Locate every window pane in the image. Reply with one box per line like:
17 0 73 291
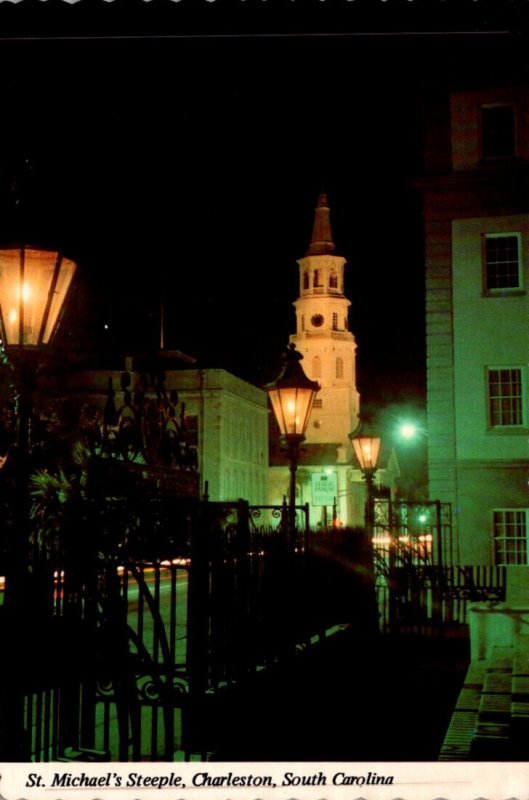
482 105 515 159
485 235 520 290
488 368 524 426
494 509 528 565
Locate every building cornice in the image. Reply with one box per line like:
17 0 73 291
456 459 529 471
415 163 529 221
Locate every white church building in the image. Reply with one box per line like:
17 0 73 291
268 191 399 528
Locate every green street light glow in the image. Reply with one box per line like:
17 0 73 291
399 422 418 440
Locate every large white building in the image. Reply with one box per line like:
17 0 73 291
56 363 270 506
269 192 398 528
417 84 529 565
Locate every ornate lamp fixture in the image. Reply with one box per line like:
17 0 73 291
265 343 320 531
0 244 77 615
0 245 76 349
349 417 382 536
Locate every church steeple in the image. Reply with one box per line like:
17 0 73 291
290 190 359 453
306 190 336 256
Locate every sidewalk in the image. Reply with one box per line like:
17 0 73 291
209 627 470 761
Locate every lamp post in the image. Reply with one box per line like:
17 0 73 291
350 418 403 633
0 245 77 610
265 344 320 533
349 419 381 539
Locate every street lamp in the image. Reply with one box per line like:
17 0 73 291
349 418 381 537
265 343 320 532
350 418 401 632
0 246 76 349
395 419 428 442
0 244 77 761
0 245 77 611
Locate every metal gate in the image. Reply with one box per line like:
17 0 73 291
371 499 505 634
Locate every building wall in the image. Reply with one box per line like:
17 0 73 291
452 215 529 462
451 86 529 172
425 218 458 518
455 462 529 564
293 337 359 450
420 85 529 565
61 367 269 506
163 369 269 505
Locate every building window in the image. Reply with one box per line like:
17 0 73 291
494 509 528 565
332 312 339 330
336 357 344 379
487 367 524 427
313 269 323 287
481 103 516 160
303 272 309 290
483 233 522 292
329 271 338 289
312 356 321 379
301 314 305 331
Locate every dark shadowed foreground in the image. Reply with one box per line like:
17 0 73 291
209 628 470 761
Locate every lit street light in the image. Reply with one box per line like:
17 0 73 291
394 417 428 443
0 244 77 759
350 419 403 632
265 343 320 533
349 418 381 539
399 422 418 441
0 245 77 607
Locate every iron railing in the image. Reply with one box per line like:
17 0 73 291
16 499 375 762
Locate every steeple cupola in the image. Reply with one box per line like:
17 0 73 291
295 191 348 325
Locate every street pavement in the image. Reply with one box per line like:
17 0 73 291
210 627 470 761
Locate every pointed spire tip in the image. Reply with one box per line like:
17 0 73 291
306 189 335 256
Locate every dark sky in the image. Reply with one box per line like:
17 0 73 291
0 3 527 418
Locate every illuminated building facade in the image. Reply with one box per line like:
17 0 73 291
418 85 529 565
268 192 399 528
57 365 270 505
169 368 270 504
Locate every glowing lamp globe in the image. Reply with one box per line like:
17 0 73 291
265 344 320 441
350 420 381 471
0 246 77 348
399 422 417 441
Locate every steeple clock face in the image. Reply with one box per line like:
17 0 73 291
311 314 324 327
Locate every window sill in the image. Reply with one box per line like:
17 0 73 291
482 289 526 298
478 156 521 166
487 426 529 435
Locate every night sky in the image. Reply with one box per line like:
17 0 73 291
0 2 527 431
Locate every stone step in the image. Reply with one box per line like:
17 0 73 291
488 644 514 672
483 671 511 694
478 691 511 722
455 688 481 711
512 650 529 676
512 675 529 699
439 710 478 760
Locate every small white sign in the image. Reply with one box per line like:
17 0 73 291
311 472 337 507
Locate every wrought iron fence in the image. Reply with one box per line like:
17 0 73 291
371 498 505 634
5 464 508 762
11 490 376 762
